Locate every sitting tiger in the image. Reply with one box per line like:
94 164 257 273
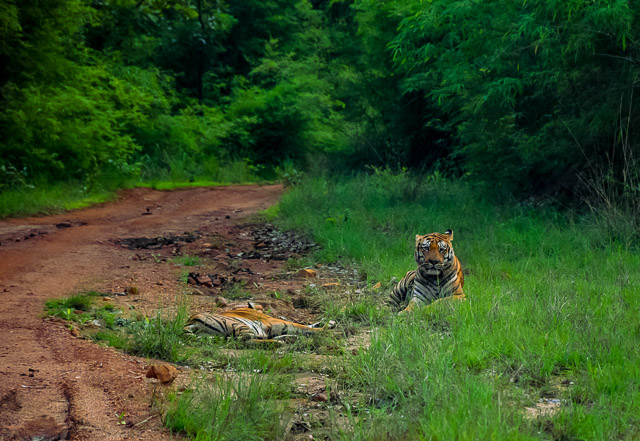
184 302 335 343
390 229 465 313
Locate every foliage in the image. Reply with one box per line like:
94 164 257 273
390 0 640 197
2 0 639 224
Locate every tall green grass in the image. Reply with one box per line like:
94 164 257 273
127 301 191 362
0 179 125 219
0 159 265 219
276 171 640 440
164 373 291 441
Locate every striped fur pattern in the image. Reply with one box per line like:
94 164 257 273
390 230 465 313
184 303 334 341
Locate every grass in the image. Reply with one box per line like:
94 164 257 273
46 292 196 363
136 180 261 191
221 280 253 300
126 301 192 362
274 170 640 440
0 159 268 219
164 373 291 441
0 181 122 219
45 291 118 324
170 255 202 266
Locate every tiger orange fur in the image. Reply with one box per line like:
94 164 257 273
184 303 335 342
390 229 465 313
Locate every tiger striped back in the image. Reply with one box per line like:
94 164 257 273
390 230 465 312
184 304 334 341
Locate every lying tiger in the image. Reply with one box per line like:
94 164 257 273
184 302 335 343
390 229 465 313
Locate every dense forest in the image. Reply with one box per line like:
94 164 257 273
1 0 639 207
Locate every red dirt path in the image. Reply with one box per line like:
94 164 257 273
0 185 283 440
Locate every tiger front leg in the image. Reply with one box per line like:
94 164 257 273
235 324 286 346
407 292 467 312
399 297 424 314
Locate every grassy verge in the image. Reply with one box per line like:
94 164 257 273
274 170 640 440
0 181 124 219
135 179 267 191
0 159 269 219
164 373 291 441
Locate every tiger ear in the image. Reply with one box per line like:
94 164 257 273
444 229 453 240
415 234 422 245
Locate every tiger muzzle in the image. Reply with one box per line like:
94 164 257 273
419 263 444 276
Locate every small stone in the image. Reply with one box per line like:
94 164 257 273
146 364 179 383
321 283 339 288
187 276 198 285
289 420 311 434
215 297 228 307
255 242 267 249
70 328 80 338
56 222 72 228
311 393 328 402
297 269 317 278
156 281 164 286
102 296 112 301
198 276 213 287
190 288 205 296
329 391 341 404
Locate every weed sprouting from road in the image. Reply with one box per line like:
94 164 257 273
169 255 202 267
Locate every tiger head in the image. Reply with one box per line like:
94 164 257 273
414 230 455 277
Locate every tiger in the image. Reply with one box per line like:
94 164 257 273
183 302 336 343
390 229 465 313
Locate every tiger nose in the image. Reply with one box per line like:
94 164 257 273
428 257 440 264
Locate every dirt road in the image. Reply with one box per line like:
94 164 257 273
0 185 283 440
